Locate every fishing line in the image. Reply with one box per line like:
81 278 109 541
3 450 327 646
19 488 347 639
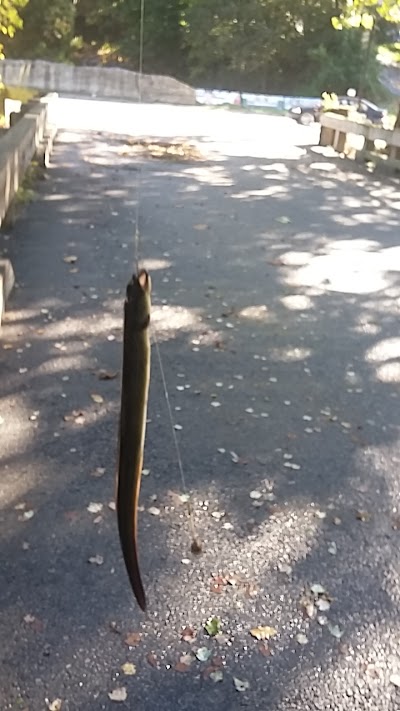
133 0 146 273
133 0 201 553
153 332 201 552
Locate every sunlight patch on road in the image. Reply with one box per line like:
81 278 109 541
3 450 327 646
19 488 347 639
268 346 312 362
282 241 400 295
281 294 314 310
231 185 287 200
238 304 271 322
183 165 233 187
152 304 209 342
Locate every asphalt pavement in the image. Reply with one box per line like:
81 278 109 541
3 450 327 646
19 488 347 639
1 103 400 710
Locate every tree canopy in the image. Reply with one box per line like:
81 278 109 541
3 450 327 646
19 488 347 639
2 0 400 97
0 0 27 58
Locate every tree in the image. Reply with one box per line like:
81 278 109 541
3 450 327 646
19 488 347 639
4 0 76 61
73 0 188 78
332 0 400 30
0 0 27 57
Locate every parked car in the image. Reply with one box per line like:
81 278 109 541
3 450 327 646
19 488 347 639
289 96 386 126
288 101 321 125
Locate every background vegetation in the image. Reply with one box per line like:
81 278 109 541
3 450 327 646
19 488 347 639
1 0 400 100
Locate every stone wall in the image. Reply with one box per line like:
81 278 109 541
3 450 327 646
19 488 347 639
0 60 196 105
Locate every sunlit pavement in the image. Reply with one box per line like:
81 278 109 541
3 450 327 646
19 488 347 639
1 98 400 710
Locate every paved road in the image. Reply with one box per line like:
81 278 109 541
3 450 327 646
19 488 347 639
1 100 400 710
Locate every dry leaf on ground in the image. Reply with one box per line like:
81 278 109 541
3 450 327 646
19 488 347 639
47 700 62 711
87 502 103 514
250 625 277 640
91 393 104 404
97 369 118 380
181 626 197 643
204 616 221 636
233 677 250 692
124 632 142 647
196 647 212 662
88 554 103 565
121 662 136 676
108 687 127 702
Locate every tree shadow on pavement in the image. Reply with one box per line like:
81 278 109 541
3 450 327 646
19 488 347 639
1 128 400 710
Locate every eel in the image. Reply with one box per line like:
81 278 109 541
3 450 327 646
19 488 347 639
116 269 151 611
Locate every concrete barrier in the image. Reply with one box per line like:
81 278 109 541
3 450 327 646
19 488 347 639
0 59 196 105
0 94 57 326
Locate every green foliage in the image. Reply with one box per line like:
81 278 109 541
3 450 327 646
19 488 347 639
0 0 27 57
4 0 76 61
332 0 400 30
1 0 399 100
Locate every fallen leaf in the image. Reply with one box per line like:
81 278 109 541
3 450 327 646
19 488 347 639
124 632 142 647
63 255 78 263
193 224 208 230
205 616 221 637
146 652 160 668
209 669 224 682
90 393 104 404
97 370 118 380
211 511 225 520
108 687 127 702
21 510 35 521
356 510 371 522
392 516 400 531
24 614 36 624
88 554 103 565
121 662 136 676
304 602 316 619
328 541 337 555
328 623 344 639
233 677 250 692
296 633 309 645
210 576 226 594
91 467 106 477
47 700 62 711
108 501 116 511
250 625 277 641
316 598 330 612
175 661 192 673
181 626 197 643
249 490 262 500
87 502 103 514
390 674 400 688
332 516 342 525
196 647 212 662
275 216 291 224
148 506 161 516
310 583 326 596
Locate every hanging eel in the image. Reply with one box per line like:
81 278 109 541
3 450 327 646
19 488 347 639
116 269 151 611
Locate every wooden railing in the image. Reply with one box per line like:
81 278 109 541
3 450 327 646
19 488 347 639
319 112 400 162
